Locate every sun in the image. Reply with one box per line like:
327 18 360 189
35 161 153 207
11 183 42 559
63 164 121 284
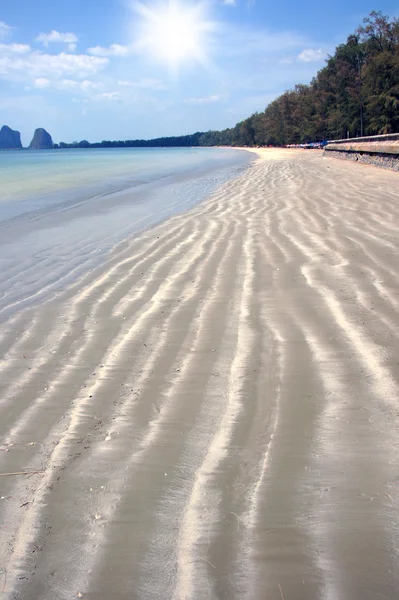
133 0 215 71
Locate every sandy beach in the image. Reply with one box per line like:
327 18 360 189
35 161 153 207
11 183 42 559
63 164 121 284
1 148 399 600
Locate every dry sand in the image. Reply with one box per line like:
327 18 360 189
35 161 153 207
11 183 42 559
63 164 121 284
1 149 399 599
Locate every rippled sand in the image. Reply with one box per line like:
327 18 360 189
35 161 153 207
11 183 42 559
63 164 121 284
1 149 398 600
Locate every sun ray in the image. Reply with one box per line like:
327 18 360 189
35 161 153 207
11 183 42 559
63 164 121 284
132 0 216 72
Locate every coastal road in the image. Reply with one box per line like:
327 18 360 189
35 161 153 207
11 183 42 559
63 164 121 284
0 150 398 599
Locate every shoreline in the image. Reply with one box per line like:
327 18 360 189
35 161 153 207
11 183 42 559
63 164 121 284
0 147 253 321
1 149 398 599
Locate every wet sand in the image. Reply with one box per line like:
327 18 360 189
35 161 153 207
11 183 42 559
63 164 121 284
0 149 398 600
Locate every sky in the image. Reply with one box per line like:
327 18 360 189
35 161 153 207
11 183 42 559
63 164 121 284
0 0 398 145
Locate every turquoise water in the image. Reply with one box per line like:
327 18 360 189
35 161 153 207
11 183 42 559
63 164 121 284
0 147 252 317
0 147 250 219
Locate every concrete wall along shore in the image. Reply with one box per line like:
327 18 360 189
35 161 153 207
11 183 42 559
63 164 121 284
324 132 399 172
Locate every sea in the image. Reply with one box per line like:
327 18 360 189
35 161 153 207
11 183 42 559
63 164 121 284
0 147 253 318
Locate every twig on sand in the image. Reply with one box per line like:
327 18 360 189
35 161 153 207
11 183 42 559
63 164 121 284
385 492 395 507
260 529 277 535
0 471 44 477
230 512 241 532
186 558 216 569
279 583 285 600
197 558 216 569
1 567 7 594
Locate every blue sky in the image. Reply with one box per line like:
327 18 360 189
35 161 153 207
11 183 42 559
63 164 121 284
0 0 398 144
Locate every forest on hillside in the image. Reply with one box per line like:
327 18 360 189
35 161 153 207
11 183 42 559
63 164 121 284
58 11 399 149
199 11 399 147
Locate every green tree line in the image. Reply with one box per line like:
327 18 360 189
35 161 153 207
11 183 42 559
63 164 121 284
56 133 204 149
200 11 399 147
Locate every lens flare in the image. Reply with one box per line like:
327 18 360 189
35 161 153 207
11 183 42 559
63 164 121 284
133 0 215 71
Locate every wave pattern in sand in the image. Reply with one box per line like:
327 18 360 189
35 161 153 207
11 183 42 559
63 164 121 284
0 150 398 600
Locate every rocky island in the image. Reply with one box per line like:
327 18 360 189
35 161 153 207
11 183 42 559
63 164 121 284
0 125 54 149
29 128 53 150
0 125 23 149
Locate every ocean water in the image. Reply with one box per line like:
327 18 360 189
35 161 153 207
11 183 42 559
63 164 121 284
0 147 252 318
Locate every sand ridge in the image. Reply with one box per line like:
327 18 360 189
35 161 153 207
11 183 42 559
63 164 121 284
0 150 398 599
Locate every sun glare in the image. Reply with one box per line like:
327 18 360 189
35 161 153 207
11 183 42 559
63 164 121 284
133 0 215 71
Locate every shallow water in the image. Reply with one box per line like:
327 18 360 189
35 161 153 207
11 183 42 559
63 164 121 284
0 147 252 318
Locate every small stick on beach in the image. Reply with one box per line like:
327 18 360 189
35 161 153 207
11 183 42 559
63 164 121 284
0 471 44 477
197 558 216 569
230 511 241 532
1 567 7 594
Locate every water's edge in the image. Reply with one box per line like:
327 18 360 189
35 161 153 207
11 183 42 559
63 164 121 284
0 148 254 320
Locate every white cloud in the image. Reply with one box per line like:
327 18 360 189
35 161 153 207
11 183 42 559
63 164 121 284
297 48 325 62
0 39 154 106
0 21 13 40
0 43 31 55
0 43 108 81
59 78 79 89
34 77 50 88
88 44 130 57
223 0 236 5
36 30 78 48
186 94 221 104
98 91 120 100
32 77 103 94
117 79 136 87
81 80 99 91
117 78 166 90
